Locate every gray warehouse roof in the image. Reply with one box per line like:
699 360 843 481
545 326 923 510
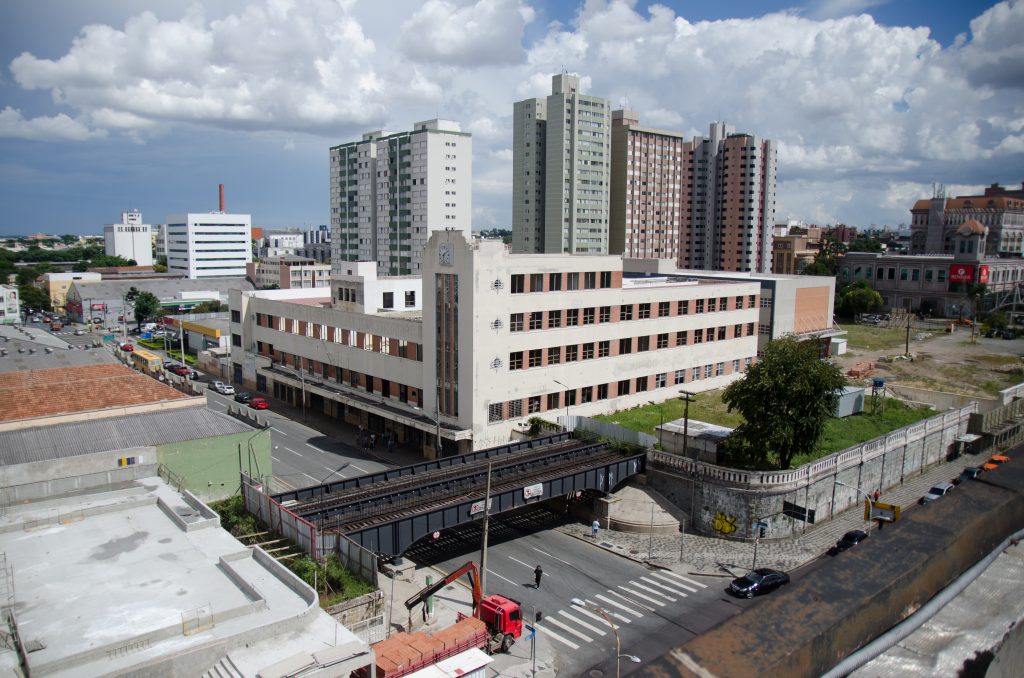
0 407 253 466
68 277 254 301
0 324 116 373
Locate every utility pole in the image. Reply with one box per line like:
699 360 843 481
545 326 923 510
905 311 911 356
479 462 493 597
679 390 695 459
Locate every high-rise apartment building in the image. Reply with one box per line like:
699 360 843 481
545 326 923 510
165 212 252 279
610 116 776 273
329 119 471 276
103 210 153 267
512 74 611 254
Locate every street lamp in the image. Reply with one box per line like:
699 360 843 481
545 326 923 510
570 598 639 678
553 379 570 429
678 390 695 460
648 401 665 448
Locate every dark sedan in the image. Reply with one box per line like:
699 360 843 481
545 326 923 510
828 529 869 556
729 568 790 599
233 391 254 404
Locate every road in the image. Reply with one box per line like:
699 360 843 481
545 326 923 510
203 388 392 492
405 505 748 676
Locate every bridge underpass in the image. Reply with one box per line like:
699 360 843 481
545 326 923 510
273 433 646 558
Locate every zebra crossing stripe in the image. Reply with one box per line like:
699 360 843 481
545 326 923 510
584 599 630 623
629 580 677 601
658 571 708 589
651 571 699 593
535 624 580 650
565 605 618 630
544 616 594 642
596 593 644 618
556 610 607 636
640 575 687 597
606 589 656 612
618 585 665 607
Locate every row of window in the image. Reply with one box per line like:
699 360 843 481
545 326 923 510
510 271 613 293
510 295 758 331
508 323 754 370
255 313 423 361
488 357 753 422
270 349 423 407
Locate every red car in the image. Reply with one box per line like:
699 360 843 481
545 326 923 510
169 365 189 376
248 397 269 410
120 343 134 352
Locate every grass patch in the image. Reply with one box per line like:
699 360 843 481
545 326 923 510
594 389 743 434
796 398 936 466
840 323 910 352
209 495 375 605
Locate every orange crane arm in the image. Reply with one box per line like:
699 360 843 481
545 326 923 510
404 561 482 613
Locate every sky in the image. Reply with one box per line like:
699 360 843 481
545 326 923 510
0 0 1021 236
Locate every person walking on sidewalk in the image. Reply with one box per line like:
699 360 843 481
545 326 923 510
591 519 600 537
534 565 543 589
873 489 881 503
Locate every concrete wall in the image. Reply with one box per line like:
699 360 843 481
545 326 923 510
157 429 272 502
0 447 157 502
647 404 975 540
889 383 1000 413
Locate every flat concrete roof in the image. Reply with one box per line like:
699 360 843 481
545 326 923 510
0 478 372 677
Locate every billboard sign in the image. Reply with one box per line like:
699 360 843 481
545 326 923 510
523 483 544 500
864 500 901 523
91 303 107 311
469 498 493 516
948 265 975 283
979 265 990 284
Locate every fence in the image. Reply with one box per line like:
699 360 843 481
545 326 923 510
569 415 657 450
241 473 317 558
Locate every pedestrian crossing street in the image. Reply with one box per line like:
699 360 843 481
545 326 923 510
534 570 708 650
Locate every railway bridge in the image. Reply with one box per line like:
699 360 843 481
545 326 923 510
272 433 645 558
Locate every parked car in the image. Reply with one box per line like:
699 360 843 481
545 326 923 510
729 568 790 599
211 381 235 395
169 365 189 376
233 391 254 404
74 329 85 336
117 314 124 321
919 481 954 504
30 316 41 323
92 316 103 324
120 343 134 352
248 397 269 410
953 466 984 485
983 454 1010 471
828 529 869 556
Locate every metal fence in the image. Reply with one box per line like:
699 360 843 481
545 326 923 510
241 473 317 558
567 415 657 449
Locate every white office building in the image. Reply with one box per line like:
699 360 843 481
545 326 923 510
329 119 472 276
103 210 153 267
165 212 252 279
512 74 612 255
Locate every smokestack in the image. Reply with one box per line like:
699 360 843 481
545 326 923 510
219 183 225 212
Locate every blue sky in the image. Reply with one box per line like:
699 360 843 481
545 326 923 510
0 0 1020 235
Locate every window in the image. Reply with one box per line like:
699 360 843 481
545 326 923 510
676 330 688 345
598 340 610 357
597 383 609 400
548 347 561 364
383 292 394 309
509 399 523 418
599 306 611 322
511 274 524 293
655 373 666 388
735 296 744 309
732 359 741 372
565 389 577 407
510 351 523 370
620 305 633 321
619 338 632 354
636 376 648 392
718 326 727 340
583 307 595 325
567 309 579 326
658 301 670 317
638 303 651 319
232 333 241 347
405 291 416 307
231 310 241 323
678 300 689 315
694 329 703 344
547 392 560 410
488 403 504 422
600 271 612 288
695 299 705 313
528 396 541 414
657 333 669 349
925 269 933 282
582 342 594 359
760 297 772 308
747 322 754 336
674 368 686 383
568 272 580 290
692 367 701 381
548 310 562 328
549 273 562 291
748 294 756 308
759 324 771 335
529 349 542 367
719 297 728 310
704 328 714 342
716 362 725 376
566 345 579 362
530 273 544 292
912 269 920 282
900 268 908 281
637 336 650 352
707 298 716 312
584 271 596 289
705 364 714 378
510 313 524 332
526 311 541 330
734 324 742 338
745 356 753 368
617 379 631 396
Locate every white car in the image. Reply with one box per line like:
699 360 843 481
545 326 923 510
212 381 235 395
74 329 86 336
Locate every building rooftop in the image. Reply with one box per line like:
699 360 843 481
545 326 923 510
0 324 118 373
69 277 254 300
0 406 248 465
0 478 372 677
0 363 190 423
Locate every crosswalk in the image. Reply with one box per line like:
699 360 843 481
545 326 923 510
534 570 708 650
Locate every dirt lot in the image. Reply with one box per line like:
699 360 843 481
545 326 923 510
835 321 1024 398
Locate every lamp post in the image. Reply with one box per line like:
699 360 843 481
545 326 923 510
648 401 666 448
835 479 874 522
570 598 640 678
553 379 570 430
678 390 695 459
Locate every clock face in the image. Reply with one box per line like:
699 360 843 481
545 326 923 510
439 243 454 266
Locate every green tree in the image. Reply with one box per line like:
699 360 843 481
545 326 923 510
132 291 161 328
719 335 847 470
19 285 51 312
191 300 225 313
845 235 883 253
841 286 883 317
964 282 988 318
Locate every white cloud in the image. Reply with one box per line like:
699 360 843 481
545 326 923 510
882 182 986 209
0 106 105 141
399 0 534 66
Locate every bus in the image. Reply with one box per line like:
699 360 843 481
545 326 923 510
131 348 163 374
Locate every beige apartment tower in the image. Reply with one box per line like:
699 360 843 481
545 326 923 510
512 74 611 254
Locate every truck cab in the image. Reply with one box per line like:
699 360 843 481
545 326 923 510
477 594 523 640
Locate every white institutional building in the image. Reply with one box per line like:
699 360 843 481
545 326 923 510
103 210 153 266
165 212 252 279
329 119 472 276
230 231 838 458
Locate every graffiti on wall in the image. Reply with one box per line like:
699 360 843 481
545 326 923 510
712 511 738 535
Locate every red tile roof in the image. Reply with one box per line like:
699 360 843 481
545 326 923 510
0 364 190 423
